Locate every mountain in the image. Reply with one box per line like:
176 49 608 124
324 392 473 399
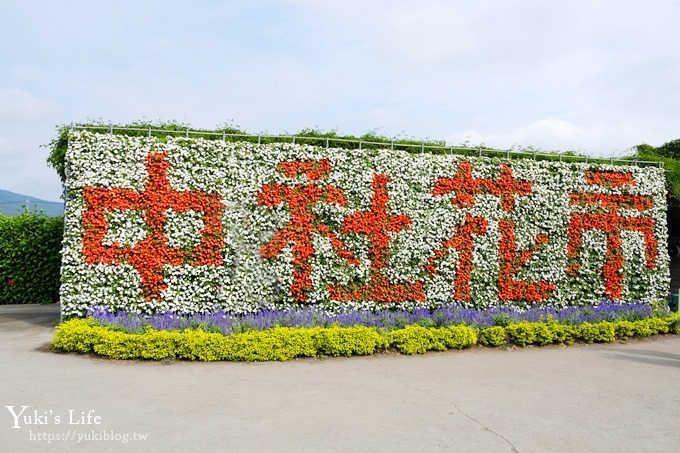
0 189 64 216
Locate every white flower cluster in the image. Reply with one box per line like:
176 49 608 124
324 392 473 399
60 131 670 316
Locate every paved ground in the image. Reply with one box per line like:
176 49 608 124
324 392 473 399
0 304 678 453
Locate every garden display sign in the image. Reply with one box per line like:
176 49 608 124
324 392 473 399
60 131 670 317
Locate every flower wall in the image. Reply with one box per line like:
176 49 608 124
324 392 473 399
60 131 670 317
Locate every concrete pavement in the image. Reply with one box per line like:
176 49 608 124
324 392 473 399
0 303 679 453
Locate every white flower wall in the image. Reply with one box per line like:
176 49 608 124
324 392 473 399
60 131 670 316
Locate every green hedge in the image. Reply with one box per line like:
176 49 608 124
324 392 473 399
51 314 680 361
0 213 63 304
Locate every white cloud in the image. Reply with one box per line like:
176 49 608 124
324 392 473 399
0 89 55 121
449 118 651 155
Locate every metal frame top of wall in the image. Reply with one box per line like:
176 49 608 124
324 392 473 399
70 125 664 168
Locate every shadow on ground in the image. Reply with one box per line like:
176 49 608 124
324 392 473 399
602 347 680 369
0 304 60 328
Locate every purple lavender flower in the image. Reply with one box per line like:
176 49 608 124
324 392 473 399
87 300 656 335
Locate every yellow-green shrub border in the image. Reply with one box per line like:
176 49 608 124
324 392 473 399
51 314 680 361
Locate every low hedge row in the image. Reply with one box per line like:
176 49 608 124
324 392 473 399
52 314 680 361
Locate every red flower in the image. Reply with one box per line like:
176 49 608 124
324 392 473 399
277 159 332 180
585 171 636 188
7 278 15 286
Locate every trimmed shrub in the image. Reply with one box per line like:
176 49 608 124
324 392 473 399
311 326 387 356
218 328 317 362
546 321 577 345
667 313 680 334
441 325 478 349
387 326 447 354
52 318 99 353
614 321 636 339
506 322 539 347
479 326 507 347
643 317 670 335
577 322 616 343
51 316 680 362
0 213 63 304
386 325 477 355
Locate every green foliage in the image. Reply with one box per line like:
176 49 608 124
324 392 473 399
491 313 513 327
653 139 680 159
0 213 63 304
46 126 69 184
505 322 540 346
478 326 507 347
664 312 680 334
386 325 478 354
546 321 577 345
51 318 99 353
576 322 616 343
441 324 479 349
632 139 680 200
611 318 669 337
53 320 383 361
216 328 317 361
649 300 671 317
642 317 670 335
51 315 680 361
614 321 636 339
52 320 479 359
311 325 388 356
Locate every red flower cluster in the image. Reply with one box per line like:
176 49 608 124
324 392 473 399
328 173 424 303
567 171 656 300
432 162 532 211
258 160 358 303
569 193 653 212
585 171 635 188
82 152 225 300
277 159 331 180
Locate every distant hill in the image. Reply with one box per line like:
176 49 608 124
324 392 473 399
0 189 64 216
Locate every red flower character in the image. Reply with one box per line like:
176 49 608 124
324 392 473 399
329 173 424 304
567 171 656 300
258 160 358 303
81 151 225 301
497 219 555 302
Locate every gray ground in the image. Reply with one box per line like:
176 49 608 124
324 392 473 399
0 304 678 453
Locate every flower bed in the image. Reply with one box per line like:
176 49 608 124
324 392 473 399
61 131 669 317
87 302 655 335
51 311 680 361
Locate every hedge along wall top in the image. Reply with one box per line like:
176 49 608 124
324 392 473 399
60 130 670 317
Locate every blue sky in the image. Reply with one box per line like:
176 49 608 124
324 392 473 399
1 0 679 201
